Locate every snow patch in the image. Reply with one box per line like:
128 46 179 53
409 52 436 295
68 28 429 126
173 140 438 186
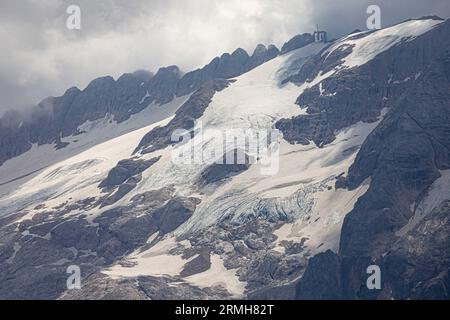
324 19 442 70
184 254 246 298
104 236 189 278
272 178 371 254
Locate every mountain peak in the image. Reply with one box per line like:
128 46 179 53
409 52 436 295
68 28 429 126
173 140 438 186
252 44 267 55
155 65 182 77
232 48 249 58
85 76 115 90
280 33 315 54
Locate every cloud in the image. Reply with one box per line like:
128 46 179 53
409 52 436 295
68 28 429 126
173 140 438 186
0 0 449 115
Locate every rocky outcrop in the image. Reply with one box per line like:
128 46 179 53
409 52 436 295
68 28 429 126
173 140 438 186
382 201 450 299
61 273 230 300
199 162 249 186
176 45 280 96
290 18 450 300
246 44 280 70
0 186 200 299
97 157 161 207
99 157 160 190
95 188 199 251
280 33 314 54
180 251 212 278
99 175 141 208
198 150 251 186
0 72 151 167
295 250 343 300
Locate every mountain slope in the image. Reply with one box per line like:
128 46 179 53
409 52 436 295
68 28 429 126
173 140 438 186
296 17 450 300
0 17 449 300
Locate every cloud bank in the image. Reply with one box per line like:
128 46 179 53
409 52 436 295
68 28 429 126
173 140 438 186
1 0 449 114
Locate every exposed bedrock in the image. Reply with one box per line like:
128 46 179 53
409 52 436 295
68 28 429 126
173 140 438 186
293 19 450 300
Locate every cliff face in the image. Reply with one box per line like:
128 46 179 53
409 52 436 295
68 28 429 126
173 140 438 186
294 19 450 300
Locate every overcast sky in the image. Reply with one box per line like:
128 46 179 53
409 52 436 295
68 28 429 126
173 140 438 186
1 0 449 115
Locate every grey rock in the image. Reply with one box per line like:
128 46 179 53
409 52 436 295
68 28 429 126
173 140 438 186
290 18 450 300
99 157 160 190
246 44 280 70
382 201 450 300
198 150 250 186
295 250 343 300
153 197 200 235
280 33 314 54
180 251 211 278
248 283 296 300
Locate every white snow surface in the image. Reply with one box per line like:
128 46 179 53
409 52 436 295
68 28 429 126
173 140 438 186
324 19 443 70
201 42 327 129
0 116 173 220
104 236 246 297
272 178 371 254
0 95 189 200
1 39 382 248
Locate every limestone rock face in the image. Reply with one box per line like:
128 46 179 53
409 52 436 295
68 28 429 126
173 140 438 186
246 44 280 70
280 33 315 54
285 18 450 300
295 250 343 300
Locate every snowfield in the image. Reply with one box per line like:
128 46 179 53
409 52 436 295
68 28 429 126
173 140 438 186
0 95 190 219
104 235 246 298
0 95 189 201
324 18 443 70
